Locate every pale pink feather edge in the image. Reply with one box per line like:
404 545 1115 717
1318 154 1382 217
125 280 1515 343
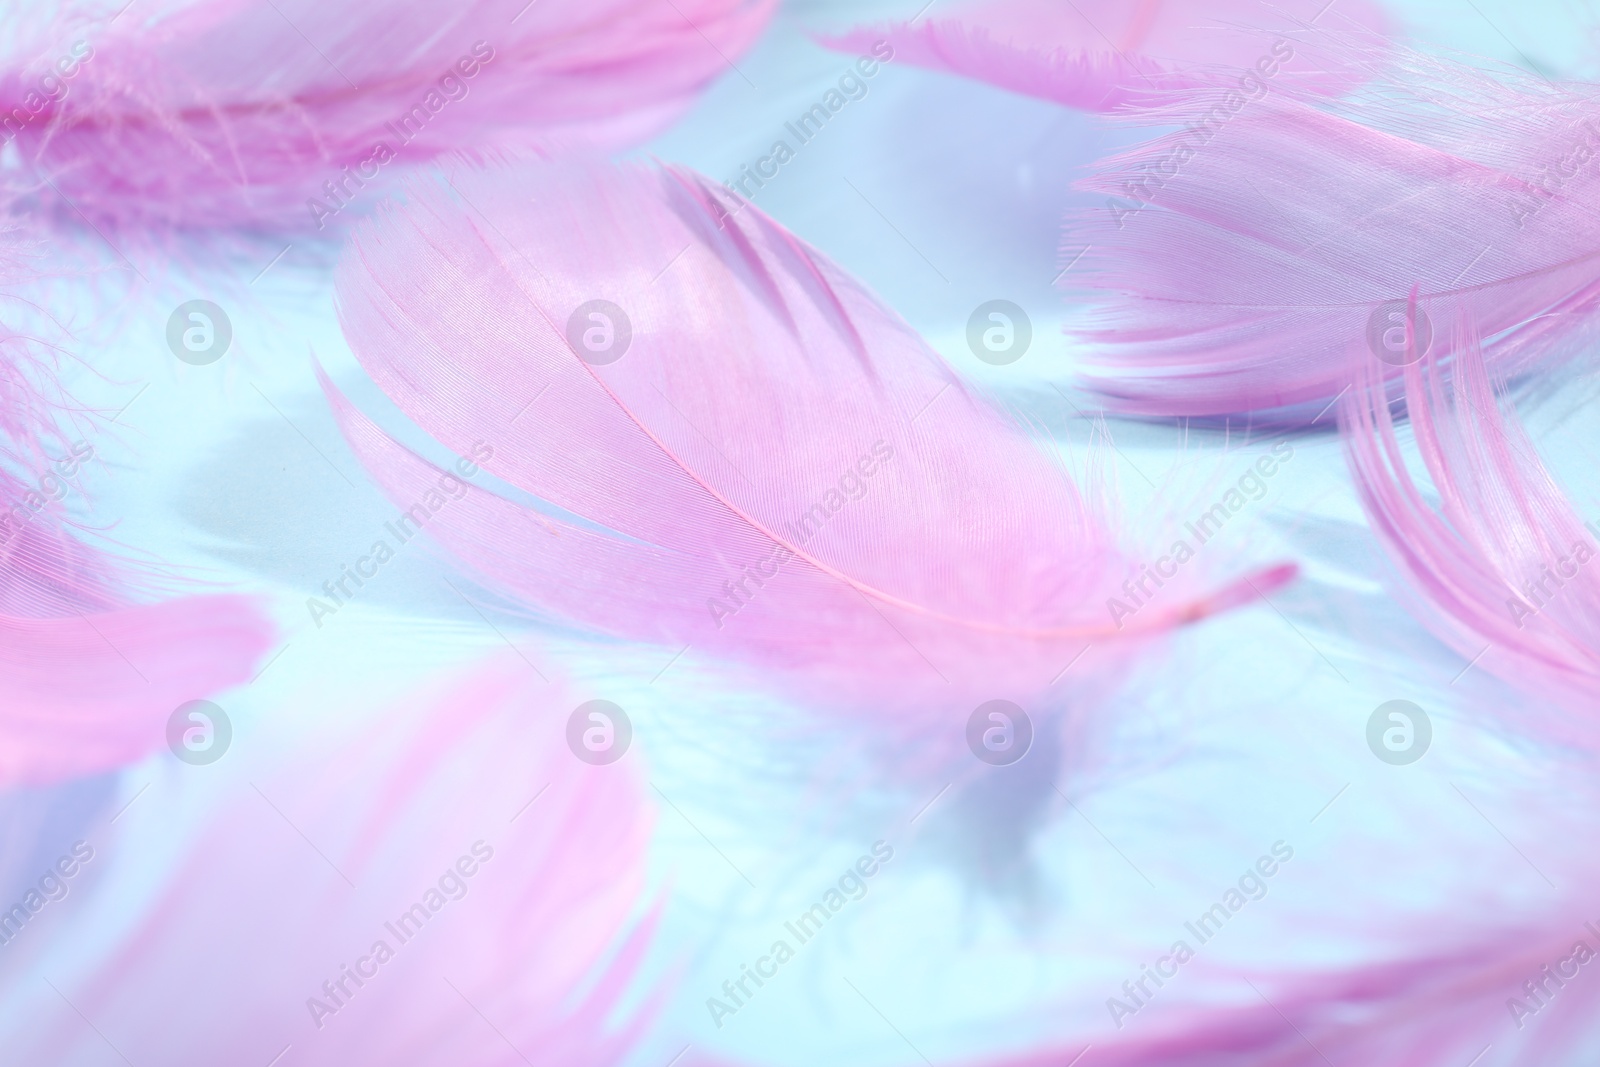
815 0 1392 111
15 652 664 1065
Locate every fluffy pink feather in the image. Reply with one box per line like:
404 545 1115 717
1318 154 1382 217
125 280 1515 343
9 651 658 1065
320 157 1293 753
0 221 273 786
0 0 773 231
1071 43 1600 418
817 0 1388 111
1342 322 1600 730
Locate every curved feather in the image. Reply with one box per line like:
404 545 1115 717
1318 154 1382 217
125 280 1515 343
1071 43 1600 419
817 0 1390 111
322 157 1293 748
1 0 774 231
1342 322 1600 732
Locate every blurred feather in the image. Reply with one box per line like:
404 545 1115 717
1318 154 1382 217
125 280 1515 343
817 0 1389 111
0 0 774 231
1071 41 1600 418
7 650 658 1065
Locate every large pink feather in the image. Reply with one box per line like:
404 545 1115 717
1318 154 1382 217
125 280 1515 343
321 157 1294 754
1342 322 1600 730
1071 43 1600 418
1 0 773 231
9 651 658 1065
817 0 1389 111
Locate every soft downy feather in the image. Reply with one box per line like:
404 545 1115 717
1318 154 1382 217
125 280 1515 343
1070 41 1600 419
822 918 1600 1066
816 0 1389 112
0 219 273 787
1342 320 1600 735
0 0 774 231
320 157 1293 760
6 650 658 1065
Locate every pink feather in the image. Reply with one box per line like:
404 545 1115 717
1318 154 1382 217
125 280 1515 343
9 651 658 1065
817 0 1389 111
1071 42 1600 418
1 0 773 231
0 577 274 788
1342 322 1600 730
321 157 1294 753
825 925 1600 1065
0 221 273 786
